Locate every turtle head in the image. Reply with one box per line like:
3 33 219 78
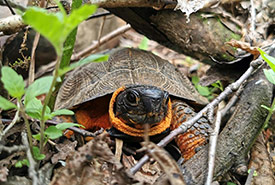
115 85 169 125
108 85 172 137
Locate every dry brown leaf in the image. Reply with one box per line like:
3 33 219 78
51 140 77 164
248 133 275 185
144 142 186 185
226 39 260 59
122 154 162 184
50 133 136 185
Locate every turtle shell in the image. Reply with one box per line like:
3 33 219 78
55 48 207 110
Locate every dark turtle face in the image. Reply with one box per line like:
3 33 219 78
114 85 169 125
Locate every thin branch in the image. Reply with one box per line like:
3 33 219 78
71 24 131 61
0 107 19 141
89 0 177 8
130 58 263 174
0 144 27 153
250 0 256 33
3 0 16 15
205 110 222 185
21 132 38 185
28 32 40 86
206 84 244 184
1 118 103 137
0 0 26 11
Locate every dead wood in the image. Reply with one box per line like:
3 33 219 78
248 132 275 185
177 68 273 184
108 7 244 65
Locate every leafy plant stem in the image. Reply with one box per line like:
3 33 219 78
39 54 62 152
18 100 34 153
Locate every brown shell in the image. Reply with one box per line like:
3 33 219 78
55 48 207 110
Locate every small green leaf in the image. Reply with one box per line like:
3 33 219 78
259 48 275 72
1 66 25 98
248 169 258 176
263 69 275 85
32 133 41 141
211 80 224 91
25 76 54 105
32 146 45 160
139 37 149 50
227 182 237 185
45 126 63 139
191 76 199 86
58 54 109 76
51 109 74 117
25 98 43 119
0 96 17 110
197 85 211 96
15 159 29 168
56 122 84 131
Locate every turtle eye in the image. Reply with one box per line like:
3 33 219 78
126 91 139 105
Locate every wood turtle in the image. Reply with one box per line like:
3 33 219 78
54 48 210 160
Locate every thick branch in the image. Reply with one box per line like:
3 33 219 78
0 15 26 34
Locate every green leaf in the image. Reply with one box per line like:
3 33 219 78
0 96 17 110
139 37 149 50
211 80 224 91
227 182 237 185
32 133 41 141
22 5 97 55
263 69 275 85
50 109 74 117
58 54 109 76
259 48 275 72
1 66 25 98
25 98 43 119
32 146 45 160
248 169 258 176
191 76 199 86
15 159 29 168
44 126 63 139
197 85 211 96
24 76 54 105
56 122 84 131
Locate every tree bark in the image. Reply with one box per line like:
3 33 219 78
108 7 245 66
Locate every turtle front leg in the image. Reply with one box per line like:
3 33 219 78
170 100 210 161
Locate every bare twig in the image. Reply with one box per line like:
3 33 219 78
71 24 131 61
94 16 106 52
28 32 40 86
0 144 27 153
130 58 263 174
0 107 19 141
1 118 104 137
0 0 26 11
3 0 16 15
21 132 38 185
206 84 245 184
90 0 176 8
205 110 222 185
250 0 256 33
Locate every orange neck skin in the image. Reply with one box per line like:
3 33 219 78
109 86 172 137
